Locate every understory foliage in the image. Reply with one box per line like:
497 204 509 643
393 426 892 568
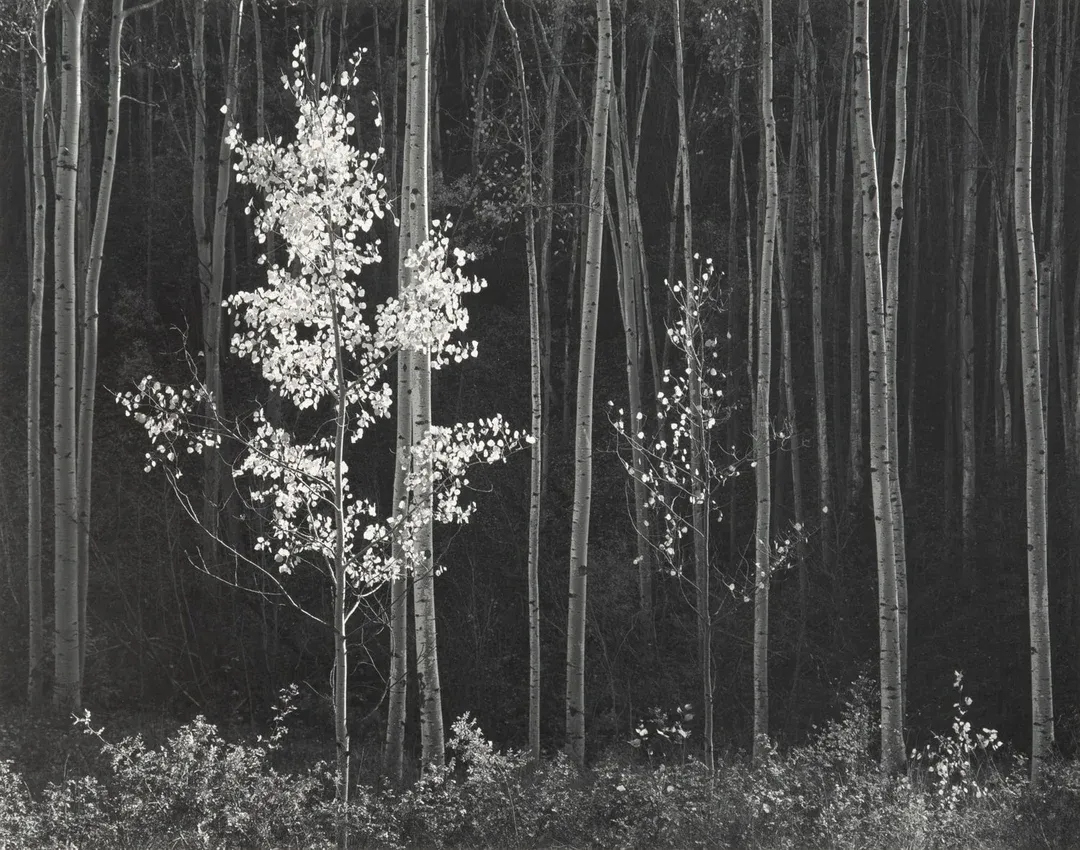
1 678 1077 849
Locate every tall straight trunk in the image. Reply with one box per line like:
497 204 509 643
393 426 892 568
752 0 779 766
958 0 982 584
402 0 443 772
536 7 566 496
671 0 711 767
884 0 911 717
1013 0 1054 786
608 97 653 622
852 0 905 776
53 0 88 716
498 0 542 765
728 70 743 561
849 169 865 507
77 29 91 316
565 0 613 769
783 0 810 718
77 0 160 688
905 4 928 482
27 3 49 711
830 41 852 495
995 190 1013 455
384 2 417 782
802 1 831 579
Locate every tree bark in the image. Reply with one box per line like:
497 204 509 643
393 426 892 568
498 0 543 765
26 0 49 712
958 0 982 584
884 0 911 719
852 0 905 775
53 0 88 716
752 0 779 766
565 0 612 769
1013 0 1055 786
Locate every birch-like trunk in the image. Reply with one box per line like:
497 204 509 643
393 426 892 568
852 0 905 776
884 0 911 718
802 0 832 586
498 0 543 764
958 0 982 584
1013 0 1054 786
565 0 613 769
27 0 49 711
752 0 779 766
53 0 87 716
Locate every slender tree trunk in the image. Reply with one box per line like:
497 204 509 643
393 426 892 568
783 0 811 720
670 0 711 766
384 2 417 782
1013 0 1054 786
498 0 543 765
565 0 613 769
54 0 88 716
77 0 160 689
958 0 982 584
884 0 911 719
536 7 565 497
852 0 905 775
26 2 49 712
803 1 831 588
404 0 444 773
470 7 498 179
848 119 865 509
994 190 1013 456
752 0 779 766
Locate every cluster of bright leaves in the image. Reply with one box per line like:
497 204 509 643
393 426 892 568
118 44 520 588
611 259 735 571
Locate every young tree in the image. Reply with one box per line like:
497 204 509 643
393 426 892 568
120 50 517 843
566 0 613 769
753 0 779 766
852 0 905 775
497 0 543 764
52 0 87 715
1013 0 1055 785
26 0 49 711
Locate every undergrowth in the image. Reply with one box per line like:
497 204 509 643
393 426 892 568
0 678 1077 849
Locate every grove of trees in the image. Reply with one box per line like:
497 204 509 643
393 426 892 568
1 0 1080 845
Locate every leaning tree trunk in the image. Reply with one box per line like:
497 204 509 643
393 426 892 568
852 0 905 776
565 0 613 769
498 0 543 765
1013 0 1055 786
53 0 88 716
752 0 779 767
26 0 49 712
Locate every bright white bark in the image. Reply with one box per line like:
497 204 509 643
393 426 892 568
1013 0 1055 786
565 0 613 769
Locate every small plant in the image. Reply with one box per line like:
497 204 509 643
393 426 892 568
629 703 693 764
912 671 1003 811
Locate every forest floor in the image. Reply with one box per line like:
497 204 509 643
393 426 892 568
0 690 1078 849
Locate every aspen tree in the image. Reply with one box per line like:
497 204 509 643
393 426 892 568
498 0 543 764
53 0 87 715
884 0 911 713
566 0 613 769
752 0 779 766
801 0 832 580
852 0 905 775
1013 0 1055 785
26 0 49 711
76 0 163 687
958 0 982 583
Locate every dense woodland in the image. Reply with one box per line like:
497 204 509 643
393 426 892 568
0 0 1079 847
